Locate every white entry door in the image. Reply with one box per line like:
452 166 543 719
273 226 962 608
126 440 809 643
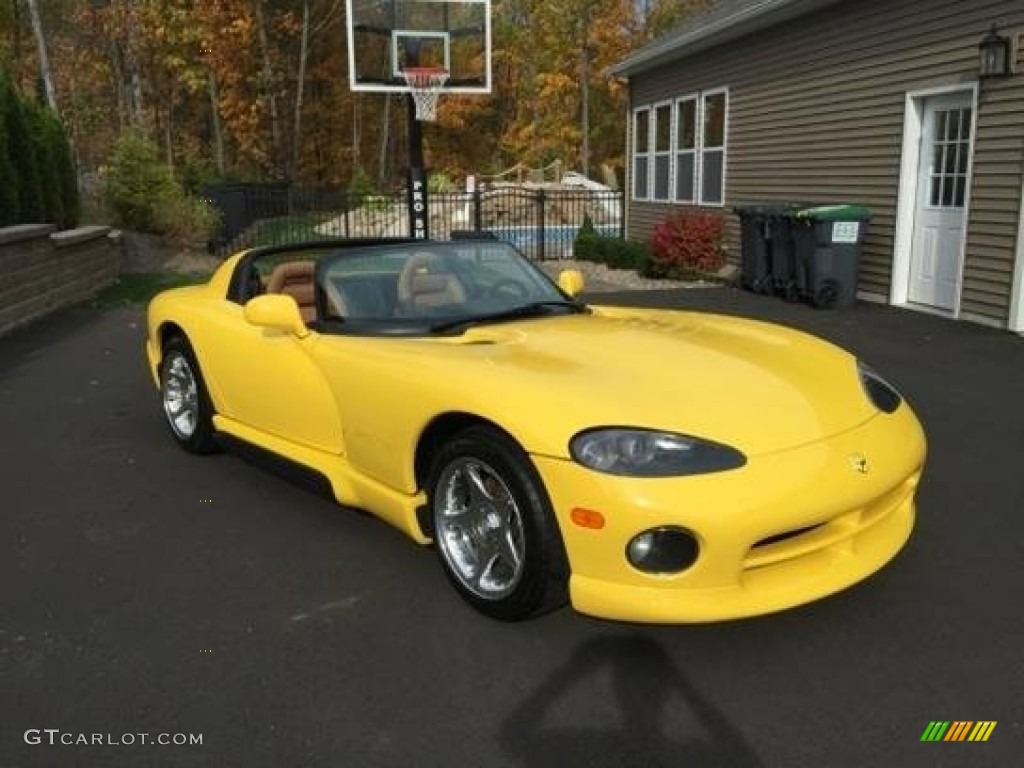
908 94 972 310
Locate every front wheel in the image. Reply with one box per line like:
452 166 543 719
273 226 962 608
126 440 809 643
428 426 568 621
160 336 218 454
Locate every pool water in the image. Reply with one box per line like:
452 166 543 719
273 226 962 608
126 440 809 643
489 224 619 249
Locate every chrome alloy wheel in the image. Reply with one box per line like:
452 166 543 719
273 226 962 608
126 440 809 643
435 458 526 600
162 351 200 440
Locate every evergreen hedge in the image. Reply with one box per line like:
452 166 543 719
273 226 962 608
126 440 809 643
0 68 79 229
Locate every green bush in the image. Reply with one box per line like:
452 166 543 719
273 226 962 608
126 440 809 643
575 230 653 274
429 170 457 194
573 232 601 262
102 130 218 244
612 238 654 272
154 193 221 248
102 130 179 232
347 166 377 199
573 214 601 261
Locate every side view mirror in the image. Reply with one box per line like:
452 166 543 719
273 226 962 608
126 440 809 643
243 294 309 338
558 269 586 298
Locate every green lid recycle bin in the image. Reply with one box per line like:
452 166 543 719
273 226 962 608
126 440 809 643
791 204 871 309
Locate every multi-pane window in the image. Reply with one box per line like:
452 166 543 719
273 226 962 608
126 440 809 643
701 90 727 205
631 88 728 206
929 107 971 209
675 97 697 203
653 103 672 201
632 108 650 200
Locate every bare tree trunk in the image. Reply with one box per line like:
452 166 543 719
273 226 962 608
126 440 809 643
351 93 361 170
579 7 591 177
208 72 226 174
254 0 283 178
580 47 590 177
26 0 59 115
130 67 144 125
292 0 311 181
12 0 22 65
109 42 128 128
163 88 175 170
378 95 391 188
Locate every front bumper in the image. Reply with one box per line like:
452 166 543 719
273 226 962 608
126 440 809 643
533 405 925 623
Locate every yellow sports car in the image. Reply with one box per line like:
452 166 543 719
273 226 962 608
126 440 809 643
145 239 926 623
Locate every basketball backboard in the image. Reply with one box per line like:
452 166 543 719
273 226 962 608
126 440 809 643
346 0 491 93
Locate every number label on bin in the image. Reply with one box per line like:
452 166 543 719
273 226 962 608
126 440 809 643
832 221 859 244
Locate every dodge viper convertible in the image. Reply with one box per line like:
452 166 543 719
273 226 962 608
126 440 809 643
145 238 926 623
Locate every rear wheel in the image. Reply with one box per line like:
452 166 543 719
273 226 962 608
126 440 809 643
813 279 840 309
428 426 568 621
160 336 218 454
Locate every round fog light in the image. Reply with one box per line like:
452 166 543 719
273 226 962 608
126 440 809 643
626 527 699 574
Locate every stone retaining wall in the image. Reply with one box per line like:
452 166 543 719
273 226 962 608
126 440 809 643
0 224 122 336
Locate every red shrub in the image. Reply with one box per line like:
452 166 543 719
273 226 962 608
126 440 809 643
649 211 725 276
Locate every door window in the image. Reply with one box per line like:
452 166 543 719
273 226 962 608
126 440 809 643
928 107 971 209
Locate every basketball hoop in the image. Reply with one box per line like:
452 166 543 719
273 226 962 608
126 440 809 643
402 67 449 122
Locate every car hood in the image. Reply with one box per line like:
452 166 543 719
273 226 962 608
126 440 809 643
323 306 878 459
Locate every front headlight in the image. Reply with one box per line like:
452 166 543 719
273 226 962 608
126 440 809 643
569 428 746 477
858 360 902 413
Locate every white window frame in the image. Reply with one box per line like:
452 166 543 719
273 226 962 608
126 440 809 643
631 87 729 206
698 87 728 207
631 107 651 201
673 93 699 204
651 100 674 202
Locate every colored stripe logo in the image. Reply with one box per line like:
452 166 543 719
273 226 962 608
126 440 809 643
921 721 997 742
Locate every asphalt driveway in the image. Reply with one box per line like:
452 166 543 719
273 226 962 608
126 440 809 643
1 287 1022 767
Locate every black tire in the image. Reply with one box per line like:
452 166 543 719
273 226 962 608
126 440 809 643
159 335 219 455
813 279 840 309
427 425 569 621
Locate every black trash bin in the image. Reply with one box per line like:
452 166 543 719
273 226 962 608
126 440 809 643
735 204 806 298
764 209 802 301
792 204 871 309
735 205 772 294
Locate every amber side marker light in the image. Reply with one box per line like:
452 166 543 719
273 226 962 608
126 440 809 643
571 507 606 529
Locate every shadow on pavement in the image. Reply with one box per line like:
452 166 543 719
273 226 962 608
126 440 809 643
500 634 763 768
0 307 109 378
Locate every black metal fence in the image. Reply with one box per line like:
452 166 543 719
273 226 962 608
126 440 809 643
203 183 624 260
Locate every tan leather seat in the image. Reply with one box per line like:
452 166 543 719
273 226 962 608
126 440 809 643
266 261 320 324
397 253 467 312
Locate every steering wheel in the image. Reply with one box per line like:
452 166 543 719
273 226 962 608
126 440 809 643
488 278 529 300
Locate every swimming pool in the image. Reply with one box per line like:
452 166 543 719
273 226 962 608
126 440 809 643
488 224 620 249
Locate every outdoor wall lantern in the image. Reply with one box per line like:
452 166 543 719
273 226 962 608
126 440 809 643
978 24 1011 79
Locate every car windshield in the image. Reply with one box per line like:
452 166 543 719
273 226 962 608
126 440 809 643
311 240 584 335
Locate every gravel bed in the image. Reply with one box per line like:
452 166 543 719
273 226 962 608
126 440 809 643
537 259 714 293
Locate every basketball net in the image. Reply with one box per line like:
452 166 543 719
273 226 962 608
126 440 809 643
402 67 449 122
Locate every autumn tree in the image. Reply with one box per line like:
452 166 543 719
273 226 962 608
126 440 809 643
0 0 711 192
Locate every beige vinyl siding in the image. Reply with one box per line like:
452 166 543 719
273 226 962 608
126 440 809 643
625 0 1024 325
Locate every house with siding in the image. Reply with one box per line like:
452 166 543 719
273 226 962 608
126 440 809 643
610 0 1024 332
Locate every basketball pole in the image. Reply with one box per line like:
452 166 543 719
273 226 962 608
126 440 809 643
406 95 429 240
404 38 429 241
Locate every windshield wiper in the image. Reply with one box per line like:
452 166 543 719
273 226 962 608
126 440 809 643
429 300 587 335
